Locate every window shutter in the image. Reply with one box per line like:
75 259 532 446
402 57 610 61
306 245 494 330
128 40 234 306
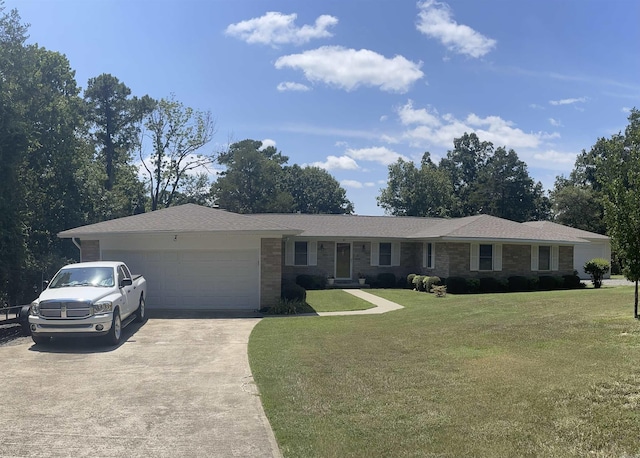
285 239 294 266
422 243 427 268
371 242 379 266
308 241 317 266
551 246 559 271
470 243 479 271
494 244 502 271
530 245 539 271
423 243 435 268
391 242 401 266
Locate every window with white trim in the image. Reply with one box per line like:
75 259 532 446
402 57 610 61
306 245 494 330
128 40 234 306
538 246 551 271
294 241 308 266
470 243 502 272
424 242 435 268
479 244 493 271
379 242 392 266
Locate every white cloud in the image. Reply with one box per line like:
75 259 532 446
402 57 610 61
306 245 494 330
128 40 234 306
379 115 388 122
549 118 563 127
225 12 338 46
532 150 576 165
311 155 359 171
260 138 276 149
364 182 376 187
549 97 587 106
529 103 545 110
416 0 496 58
341 179 364 189
622 106 632 113
346 146 408 165
277 81 311 92
397 100 557 149
275 46 424 93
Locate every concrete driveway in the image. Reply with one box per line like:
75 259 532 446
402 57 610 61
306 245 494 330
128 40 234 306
0 316 281 457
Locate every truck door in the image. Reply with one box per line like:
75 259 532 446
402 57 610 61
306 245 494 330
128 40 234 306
117 265 134 316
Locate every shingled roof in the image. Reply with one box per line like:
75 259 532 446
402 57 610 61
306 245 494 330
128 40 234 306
58 204 605 244
58 204 301 237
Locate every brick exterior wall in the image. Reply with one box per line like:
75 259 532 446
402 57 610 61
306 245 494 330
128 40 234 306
279 239 575 284
81 240 100 262
261 238 282 308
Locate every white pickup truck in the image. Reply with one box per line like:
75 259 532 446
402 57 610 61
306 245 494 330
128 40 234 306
29 261 147 346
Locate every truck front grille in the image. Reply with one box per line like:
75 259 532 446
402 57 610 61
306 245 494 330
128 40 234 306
39 300 93 319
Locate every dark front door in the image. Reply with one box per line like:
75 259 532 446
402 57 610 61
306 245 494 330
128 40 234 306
336 243 351 279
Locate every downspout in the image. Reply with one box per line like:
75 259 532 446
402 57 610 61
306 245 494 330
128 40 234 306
72 238 81 261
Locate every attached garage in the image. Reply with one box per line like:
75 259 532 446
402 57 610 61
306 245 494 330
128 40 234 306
57 204 300 311
102 249 259 310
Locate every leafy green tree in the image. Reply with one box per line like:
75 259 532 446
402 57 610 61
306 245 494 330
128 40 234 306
550 185 605 234
0 4 30 303
583 258 610 289
212 140 293 213
596 108 640 317
141 96 216 211
377 153 455 217
85 73 155 191
283 164 353 214
470 147 550 222
439 133 493 216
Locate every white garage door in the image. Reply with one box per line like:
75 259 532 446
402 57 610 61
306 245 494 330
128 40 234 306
102 250 259 310
575 243 609 279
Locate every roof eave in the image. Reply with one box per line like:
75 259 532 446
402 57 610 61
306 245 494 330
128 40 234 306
58 229 303 239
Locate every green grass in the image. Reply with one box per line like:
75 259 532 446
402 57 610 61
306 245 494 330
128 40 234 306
304 289 375 313
249 286 640 457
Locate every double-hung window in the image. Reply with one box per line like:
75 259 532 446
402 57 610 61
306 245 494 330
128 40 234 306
538 246 551 271
479 244 493 271
379 242 392 266
294 241 308 266
470 243 502 271
531 245 558 271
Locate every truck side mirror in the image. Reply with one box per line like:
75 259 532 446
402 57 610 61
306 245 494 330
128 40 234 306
121 278 133 287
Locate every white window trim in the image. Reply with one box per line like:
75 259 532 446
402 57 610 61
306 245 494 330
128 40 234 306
371 242 400 267
423 242 435 269
285 240 317 266
531 245 559 271
470 243 502 271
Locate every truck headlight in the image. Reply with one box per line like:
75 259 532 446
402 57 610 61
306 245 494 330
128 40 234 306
30 301 39 316
92 301 113 314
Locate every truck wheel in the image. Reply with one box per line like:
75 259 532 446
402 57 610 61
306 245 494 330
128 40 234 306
134 296 146 323
31 335 50 345
106 309 122 346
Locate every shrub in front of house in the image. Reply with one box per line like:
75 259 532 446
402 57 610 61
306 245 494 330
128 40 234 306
562 274 583 289
527 277 539 291
413 275 425 291
425 276 442 293
508 276 529 292
407 273 416 288
267 299 299 315
295 274 326 290
480 277 507 293
466 278 481 293
584 258 610 289
377 273 397 289
538 275 559 291
282 281 307 302
445 277 468 294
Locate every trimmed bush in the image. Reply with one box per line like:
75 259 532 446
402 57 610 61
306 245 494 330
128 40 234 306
295 274 326 290
562 274 582 289
508 276 529 292
445 277 468 294
425 276 442 293
527 277 539 291
377 273 397 289
538 275 558 291
480 277 507 293
584 258 610 289
282 282 307 302
413 275 425 291
467 278 481 293
406 274 417 289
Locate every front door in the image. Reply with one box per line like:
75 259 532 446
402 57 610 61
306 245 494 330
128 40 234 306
336 243 351 279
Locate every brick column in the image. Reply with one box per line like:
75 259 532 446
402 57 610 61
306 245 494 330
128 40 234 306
261 238 282 308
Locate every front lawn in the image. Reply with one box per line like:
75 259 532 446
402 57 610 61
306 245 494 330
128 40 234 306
249 286 640 457
305 289 375 313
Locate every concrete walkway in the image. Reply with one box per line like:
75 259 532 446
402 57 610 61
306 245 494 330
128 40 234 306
315 289 404 316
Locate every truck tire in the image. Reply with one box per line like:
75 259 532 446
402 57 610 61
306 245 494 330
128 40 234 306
106 308 121 346
31 335 50 345
134 295 146 323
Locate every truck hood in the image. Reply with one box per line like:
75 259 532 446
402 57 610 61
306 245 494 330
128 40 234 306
38 287 116 304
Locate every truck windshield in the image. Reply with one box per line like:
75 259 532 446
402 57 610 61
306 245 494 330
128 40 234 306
49 267 115 288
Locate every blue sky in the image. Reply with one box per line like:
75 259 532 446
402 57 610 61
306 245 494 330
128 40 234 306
9 0 640 215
